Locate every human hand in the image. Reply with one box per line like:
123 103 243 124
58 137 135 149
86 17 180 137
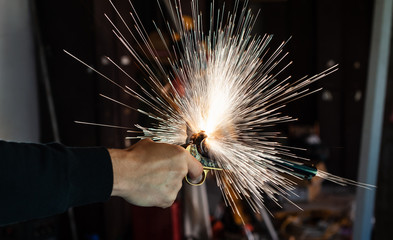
109 139 203 208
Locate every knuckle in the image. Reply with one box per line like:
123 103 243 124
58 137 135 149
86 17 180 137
160 198 174 208
157 185 177 207
172 144 184 151
140 138 153 144
174 145 188 157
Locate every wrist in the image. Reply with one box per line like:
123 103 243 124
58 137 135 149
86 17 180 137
108 148 125 197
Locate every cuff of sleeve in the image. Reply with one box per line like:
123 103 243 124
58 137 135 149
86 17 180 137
67 147 113 207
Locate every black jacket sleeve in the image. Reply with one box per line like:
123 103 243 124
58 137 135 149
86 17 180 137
0 140 113 226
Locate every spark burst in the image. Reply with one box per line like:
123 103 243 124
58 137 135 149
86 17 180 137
67 0 373 215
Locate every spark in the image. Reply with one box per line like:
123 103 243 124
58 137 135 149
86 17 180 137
67 0 374 215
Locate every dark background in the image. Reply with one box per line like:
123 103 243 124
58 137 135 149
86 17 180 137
1 0 392 239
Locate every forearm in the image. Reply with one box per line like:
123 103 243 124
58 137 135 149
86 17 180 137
0 138 202 226
0 140 113 226
108 148 128 197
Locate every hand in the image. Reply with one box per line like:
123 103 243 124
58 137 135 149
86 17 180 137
109 139 203 208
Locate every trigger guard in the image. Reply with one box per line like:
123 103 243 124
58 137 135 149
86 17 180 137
185 169 209 186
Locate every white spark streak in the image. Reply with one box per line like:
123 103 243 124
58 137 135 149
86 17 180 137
68 0 374 214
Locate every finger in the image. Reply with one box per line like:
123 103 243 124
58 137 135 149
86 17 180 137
185 154 203 180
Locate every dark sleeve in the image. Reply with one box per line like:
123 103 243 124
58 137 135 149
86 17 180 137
0 140 113 226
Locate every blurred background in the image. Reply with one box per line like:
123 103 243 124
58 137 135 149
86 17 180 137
0 0 392 239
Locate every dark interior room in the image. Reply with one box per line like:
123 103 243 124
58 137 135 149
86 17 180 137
0 0 392 239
